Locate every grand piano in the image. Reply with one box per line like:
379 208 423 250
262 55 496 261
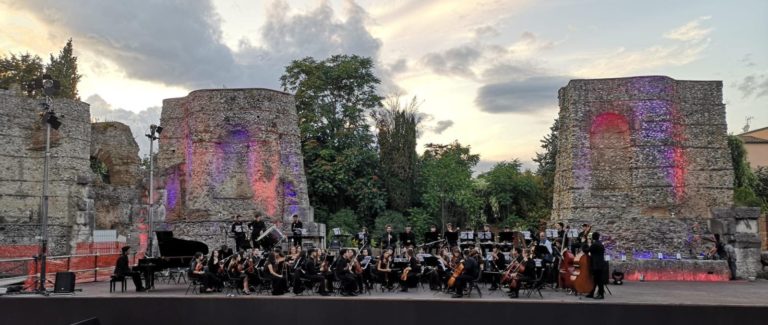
135 231 209 289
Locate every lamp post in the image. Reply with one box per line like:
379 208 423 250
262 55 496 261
36 74 60 293
145 124 162 257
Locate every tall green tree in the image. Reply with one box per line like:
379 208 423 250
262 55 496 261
728 135 761 207
478 160 547 226
418 141 481 230
281 55 386 226
0 52 44 95
533 118 559 212
46 39 82 100
373 95 421 212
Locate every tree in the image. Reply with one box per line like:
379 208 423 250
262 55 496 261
281 55 386 226
533 118 559 212
478 160 545 226
46 39 82 100
727 135 761 207
418 141 481 230
373 95 421 212
0 52 44 95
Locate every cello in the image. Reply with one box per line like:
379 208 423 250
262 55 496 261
447 261 464 288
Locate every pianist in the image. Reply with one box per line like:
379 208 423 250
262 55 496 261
114 246 145 292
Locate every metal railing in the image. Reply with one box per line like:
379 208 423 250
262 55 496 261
0 253 138 289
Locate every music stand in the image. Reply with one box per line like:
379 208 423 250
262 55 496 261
478 232 492 241
422 255 438 267
459 231 475 240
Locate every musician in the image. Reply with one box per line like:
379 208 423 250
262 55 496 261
357 248 374 291
248 213 267 250
507 247 527 298
357 226 371 249
245 248 263 290
380 224 397 251
555 222 566 240
444 223 459 248
335 248 358 296
488 245 506 290
451 249 479 298
207 249 226 281
584 232 607 299
376 249 395 290
576 223 591 252
302 249 330 296
290 214 304 247
227 252 251 295
190 252 216 293
424 224 440 254
231 215 247 252
537 231 554 258
400 225 417 251
291 251 307 295
114 246 145 292
397 248 420 292
267 249 288 295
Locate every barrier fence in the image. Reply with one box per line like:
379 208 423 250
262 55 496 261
0 252 139 290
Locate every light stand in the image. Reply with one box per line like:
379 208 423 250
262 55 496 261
145 124 162 257
35 75 61 294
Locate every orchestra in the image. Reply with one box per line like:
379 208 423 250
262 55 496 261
123 219 611 300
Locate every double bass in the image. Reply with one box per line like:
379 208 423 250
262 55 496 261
569 249 594 294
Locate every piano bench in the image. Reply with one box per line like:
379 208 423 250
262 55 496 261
110 275 128 293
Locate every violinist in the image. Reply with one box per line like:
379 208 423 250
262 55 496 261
207 249 226 285
267 249 288 295
376 249 395 290
429 248 451 289
380 224 397 251
358 248 374 291
451 249 479 298
335 249 358 296
228 252 251 295
398 248 420 292
291 251 307 295
444 223 459 248
584 232 607 299
400 225 417 251
424 224 440 254
190 252 215 293
303 249 330 296
245 248 262 289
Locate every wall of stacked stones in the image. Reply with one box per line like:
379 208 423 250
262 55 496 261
155 89 314 249
551 77 734 258
0 90 94 255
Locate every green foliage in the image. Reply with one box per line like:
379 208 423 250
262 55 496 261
406 207 437 243
326 209 360 245
45 39 82 100
90 156 110 183
753 167 768 210
418 141 482 229
281 55 386 225
0 40 81 99
478 161 547 225
0 52 44 96
533 118 559 212
734 186 762 207
374 95 421 212
728 135 761 207
372 210 407 244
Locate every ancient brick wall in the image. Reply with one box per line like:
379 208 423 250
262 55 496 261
155 88 318 249
552 76 733 257
0 90 94 255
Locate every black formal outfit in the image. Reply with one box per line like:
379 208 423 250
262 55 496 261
453 256 479 296
302 258 328 295
377 257 395 289
399 231 416 250
424 231 440 254
444 230 459 248
114 254 144 291
584 240 607 298
248 219 266 249
291 220 304 247
231 221 247 251
380 232 397 251
357 231 371 249
269 259 287 295
398 256 421 291
335 257 357 295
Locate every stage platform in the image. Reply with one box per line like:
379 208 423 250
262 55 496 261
1 280 767 325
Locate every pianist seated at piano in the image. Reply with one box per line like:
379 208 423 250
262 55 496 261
114 246 145 292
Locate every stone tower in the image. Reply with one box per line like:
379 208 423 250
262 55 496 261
551 76 734 257
155 88 319 248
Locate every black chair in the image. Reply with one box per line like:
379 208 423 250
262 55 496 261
109 275 127 293
465 271 483 298
522 267 546 298
185 269 201 295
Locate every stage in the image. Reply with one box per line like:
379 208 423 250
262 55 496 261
1 280 767 325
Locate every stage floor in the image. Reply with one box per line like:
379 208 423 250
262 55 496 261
12 278 768 306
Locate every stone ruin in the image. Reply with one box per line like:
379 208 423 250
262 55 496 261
551 76 763 279
154 88 321 250
0 86 320 259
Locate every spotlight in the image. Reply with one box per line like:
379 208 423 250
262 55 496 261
155 126 163 134
612 271 624 285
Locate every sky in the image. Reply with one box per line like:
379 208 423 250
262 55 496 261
1 0 766 173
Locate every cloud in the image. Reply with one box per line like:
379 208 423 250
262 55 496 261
8 0 395 91
86 94 161 157
433 120 454 134
474 76 570 114
663 16 713 42
735 74 768 98
422 45 482 78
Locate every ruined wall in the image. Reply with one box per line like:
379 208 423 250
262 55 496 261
156 88 318 248
90 122 145 248
552 76 733 257
0 89 94 256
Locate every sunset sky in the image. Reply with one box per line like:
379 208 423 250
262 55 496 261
1 0 766 172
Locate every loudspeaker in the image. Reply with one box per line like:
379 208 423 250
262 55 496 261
54 272 76 293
